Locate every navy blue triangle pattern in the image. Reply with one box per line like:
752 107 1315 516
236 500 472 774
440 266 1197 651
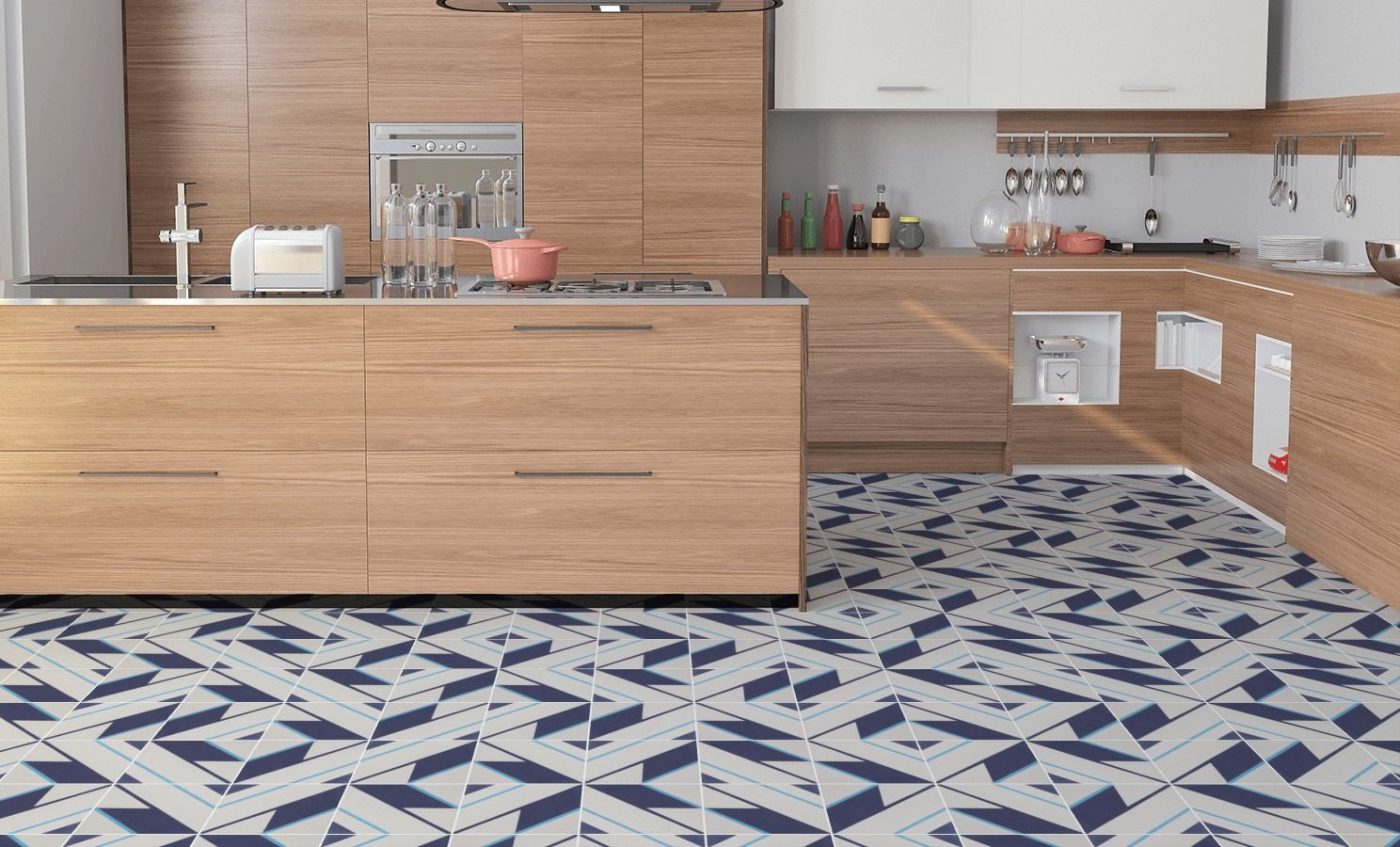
0 474 1396 844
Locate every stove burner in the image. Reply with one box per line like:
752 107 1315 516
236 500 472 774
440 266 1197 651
473 281 550 294
633 280 716 295
460 276 727 297
553 280 628 295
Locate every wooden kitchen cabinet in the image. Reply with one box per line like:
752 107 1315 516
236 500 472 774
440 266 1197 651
779 269 1010 472
523 17 645 274
367 450 802 595
367 0 523 123
0 307 366 452
643 14 766 274
0 452 368 595
1010 272 1184 465
123 0 251 274
364 306 803 452
247 0 372 274
1180 273 1293 522
1288 289 1400 608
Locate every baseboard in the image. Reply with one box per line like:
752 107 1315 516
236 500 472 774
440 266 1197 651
1184 470 1286 535
1013 464 1185 476
808 443 1008 474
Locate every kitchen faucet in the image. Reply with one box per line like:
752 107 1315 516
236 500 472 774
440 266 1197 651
159 182 206 294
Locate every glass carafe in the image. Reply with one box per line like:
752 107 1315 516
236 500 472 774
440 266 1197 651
1022 147 1056 257
407 184 437 289
432 183 457 294
475 169 496 233
497 169 518 228
380 183 409 291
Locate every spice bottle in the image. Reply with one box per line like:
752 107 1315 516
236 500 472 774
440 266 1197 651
777 192 796 251
871 184 892 250
800 192 819 250
846 203 869 251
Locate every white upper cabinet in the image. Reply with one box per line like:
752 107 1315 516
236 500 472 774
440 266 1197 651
773 0 1269 111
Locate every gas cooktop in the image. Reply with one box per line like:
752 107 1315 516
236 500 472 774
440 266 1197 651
461 276 727 297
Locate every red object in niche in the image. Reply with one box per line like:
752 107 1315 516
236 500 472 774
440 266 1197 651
777 193 796 251
1268 447 1290 476
822 186 844 251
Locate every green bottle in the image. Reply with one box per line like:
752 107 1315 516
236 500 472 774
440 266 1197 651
799 192 819 251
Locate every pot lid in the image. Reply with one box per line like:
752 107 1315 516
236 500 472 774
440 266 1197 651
438 0 780 11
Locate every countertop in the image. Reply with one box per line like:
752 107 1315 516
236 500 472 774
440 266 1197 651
0 274 808 306
768 248 1400 303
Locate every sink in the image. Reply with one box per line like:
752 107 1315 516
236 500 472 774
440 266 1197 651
13 275 230 286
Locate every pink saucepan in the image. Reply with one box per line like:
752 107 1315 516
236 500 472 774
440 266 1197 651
453 229 568 285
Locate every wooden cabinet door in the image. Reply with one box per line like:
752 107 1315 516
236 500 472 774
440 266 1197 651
1288 290 1400 608
1182 274 1292 522
0 452 367 595
123 0 251 274
523 17 644 274
792 270 1010 445
643 14 765 275
365 306 803 452
248 0 371 274
0 307 366 452
368 450 801 595
774 0 971 110
1011 272 1184 465
368 0 523 122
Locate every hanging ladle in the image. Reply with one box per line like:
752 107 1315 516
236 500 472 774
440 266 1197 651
1144 139 1160 237
1070 138 1086 196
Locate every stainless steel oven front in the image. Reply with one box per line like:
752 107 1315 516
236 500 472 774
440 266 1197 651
370 123 524 242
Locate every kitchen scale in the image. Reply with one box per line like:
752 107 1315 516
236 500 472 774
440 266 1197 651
1031 335 1088 404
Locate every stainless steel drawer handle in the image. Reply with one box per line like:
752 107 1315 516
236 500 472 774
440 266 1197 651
513 471 654 479
78 471 220 479
512 325 654 333
74 324 217 334
877 85 934 92
1119 85 1176 93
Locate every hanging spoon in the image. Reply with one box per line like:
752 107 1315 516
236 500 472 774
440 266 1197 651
1053 140 1070 196
1286 137 1298 213
1070 138 1086 196
1004 139 1022 197
1023 139 1036 196
1144 140 1160 237
1343 137 1358 219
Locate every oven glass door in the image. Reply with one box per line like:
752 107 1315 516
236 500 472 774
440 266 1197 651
371 154 523 241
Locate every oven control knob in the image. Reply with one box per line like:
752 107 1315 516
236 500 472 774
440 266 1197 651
425 142 437 152
456 141 468 152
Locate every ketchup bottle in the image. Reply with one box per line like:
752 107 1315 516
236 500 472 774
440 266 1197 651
822 185 844 251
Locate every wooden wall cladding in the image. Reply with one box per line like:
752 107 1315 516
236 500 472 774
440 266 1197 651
998 92 1400 155
248 0 371 274
523 17 644 274
367 0 523 123
124 0 251 275
1010 272 1185 466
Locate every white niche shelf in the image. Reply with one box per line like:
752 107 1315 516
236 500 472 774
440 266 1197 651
1156 312 1222 384
1013 312 1121 406
1252 334 1292 482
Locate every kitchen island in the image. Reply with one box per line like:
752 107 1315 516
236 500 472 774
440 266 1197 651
0 275 808 602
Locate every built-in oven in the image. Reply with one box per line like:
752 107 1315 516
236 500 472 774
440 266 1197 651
369 123 524 242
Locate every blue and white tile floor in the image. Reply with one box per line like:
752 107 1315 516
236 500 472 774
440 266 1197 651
0 473 1398 846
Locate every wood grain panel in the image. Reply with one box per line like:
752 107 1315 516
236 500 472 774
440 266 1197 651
368 0 522 122
785 270 1011 446
1010 272 1185 465
1288 289 1400 608
1182 274 1292 522
368 450 801 595
365 306 803 452
643 14 765 274
523 17 644 274
123 0 250 274
0 452 367 594
0 307 366 451
809 443 1008 475
247 0 372 274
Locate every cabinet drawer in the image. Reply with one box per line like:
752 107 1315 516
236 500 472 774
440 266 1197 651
0 307 366 451
0 452 368 594
367 450 802 595
365 307 803 451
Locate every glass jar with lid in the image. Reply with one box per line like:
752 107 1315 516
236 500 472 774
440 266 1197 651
895 216 925 251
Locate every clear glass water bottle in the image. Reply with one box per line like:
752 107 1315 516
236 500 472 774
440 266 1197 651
380 183 409 291
407 183 437 289
497 169 518 228
431 183 457 294
475 169 496 232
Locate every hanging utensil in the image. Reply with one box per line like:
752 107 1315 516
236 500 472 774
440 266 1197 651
1144 139 1160 237
1022 139 1036 196
1053 140 1070 196
1268 138 1285 207
1005 139 1022 198
1070 138 1086 196
1287 137 1299 213
1343 137 1358 219
1333 138 1347 213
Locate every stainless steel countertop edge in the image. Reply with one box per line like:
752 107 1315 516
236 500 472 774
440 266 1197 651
0 295 808 307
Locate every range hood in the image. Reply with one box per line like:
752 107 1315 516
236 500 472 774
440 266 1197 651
437 0 780 12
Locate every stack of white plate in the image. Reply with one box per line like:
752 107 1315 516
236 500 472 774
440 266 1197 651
1259 235 1324 262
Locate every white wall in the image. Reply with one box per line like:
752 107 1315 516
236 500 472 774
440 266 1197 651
3 0 128 279
767 0 1400 263
1 1 19 280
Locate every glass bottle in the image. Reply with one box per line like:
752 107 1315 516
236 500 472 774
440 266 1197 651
1022 148 1055 257
777 192 795 251
822 185 843 251
380 182 409 290
870 184 892 250
799 192 818 251
431 183 458 293
846 203 869 251
407 183 437 289
497 169 518 228
475 169 496 232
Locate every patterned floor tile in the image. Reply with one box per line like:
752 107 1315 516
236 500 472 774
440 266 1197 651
73 783 223 836
1056 783 1201 835
578 783 704 838
588 738 699 784
703 782 830 836
455 783 582 836
941 783 1083 836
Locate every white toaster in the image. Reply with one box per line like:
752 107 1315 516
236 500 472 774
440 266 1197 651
231 225 345 294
